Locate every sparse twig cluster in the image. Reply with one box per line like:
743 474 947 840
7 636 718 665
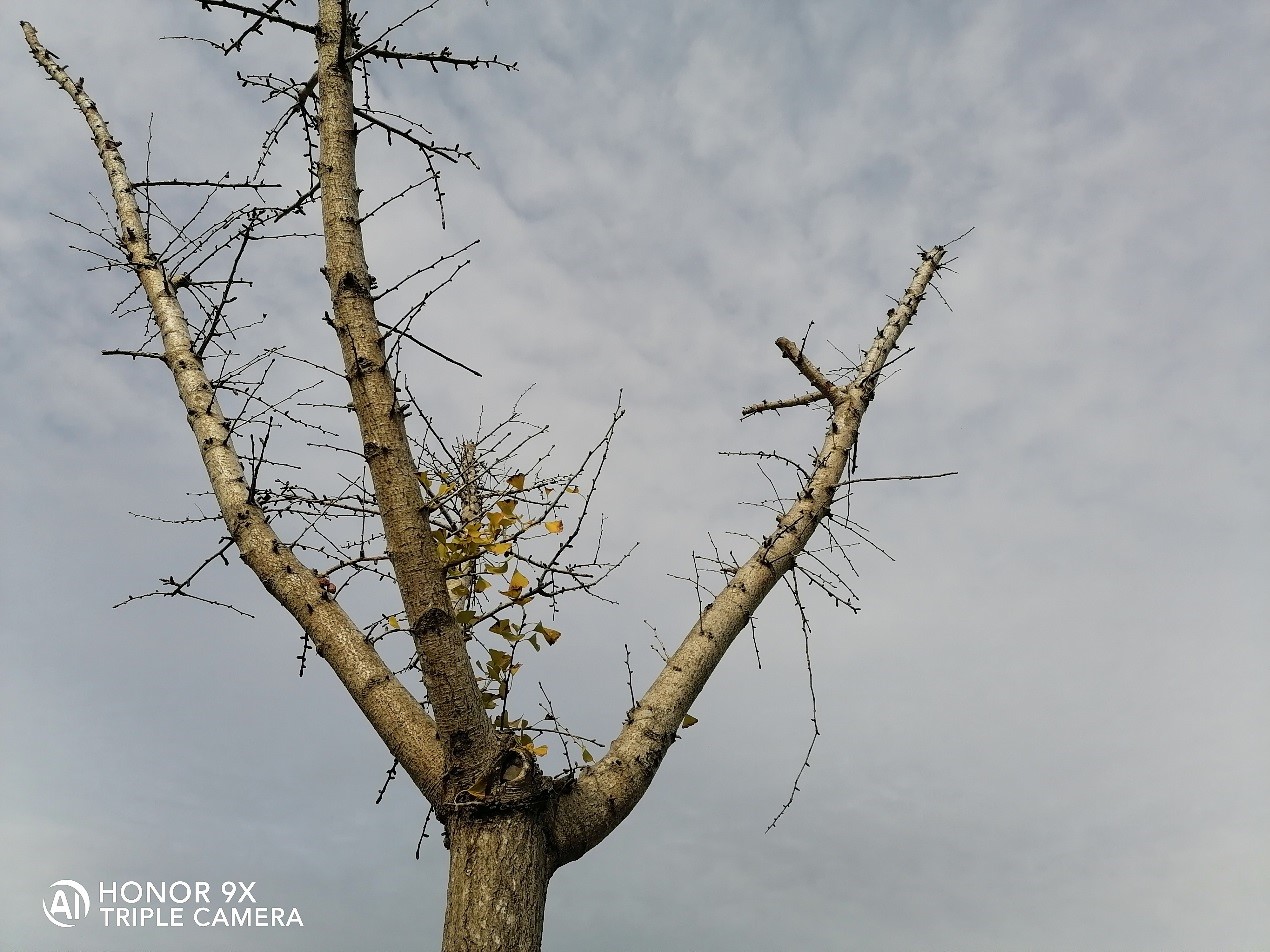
701 234 970 823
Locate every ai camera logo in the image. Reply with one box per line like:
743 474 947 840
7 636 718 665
44 879 91 927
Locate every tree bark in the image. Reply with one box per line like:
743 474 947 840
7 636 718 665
312 8 556 945
443 813 551 952
312 0 499 783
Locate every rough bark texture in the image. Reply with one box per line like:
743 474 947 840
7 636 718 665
310 8 552 943
443 813 551 952
312 0 498 780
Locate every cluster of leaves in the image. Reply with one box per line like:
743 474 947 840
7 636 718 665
442 475 564 670
382 454 612 766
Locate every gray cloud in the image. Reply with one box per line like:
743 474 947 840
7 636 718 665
2 1 1266 949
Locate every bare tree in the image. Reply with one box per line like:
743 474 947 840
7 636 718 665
22 5 960 950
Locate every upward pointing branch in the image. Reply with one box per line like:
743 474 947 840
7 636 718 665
312 0 499 782
548 246 947 867
22 19 446 802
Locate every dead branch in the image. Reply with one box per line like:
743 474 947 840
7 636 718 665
194 0 316 36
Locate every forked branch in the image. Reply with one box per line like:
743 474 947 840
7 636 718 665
548 245 948 867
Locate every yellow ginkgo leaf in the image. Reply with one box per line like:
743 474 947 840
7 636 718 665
534 622 562 645
544 519 564 534
497 499 518 517
681 714 699 728
387 615 400 629
581 747 594 763
508 569 530 591
507 473 526 491
565 485 580 494
485 542 512 557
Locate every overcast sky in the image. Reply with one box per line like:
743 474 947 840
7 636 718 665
2 1 1267 950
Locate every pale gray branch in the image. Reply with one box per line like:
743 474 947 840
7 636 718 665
549 244 948 867
22 18 446 803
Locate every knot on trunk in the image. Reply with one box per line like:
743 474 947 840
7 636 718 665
445 736 554 820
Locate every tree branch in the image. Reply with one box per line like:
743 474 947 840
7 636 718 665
774 337 842 405
23 18 445 803
194 0 316 36
312 0 500 791
354 45 517 73
548 244 948 867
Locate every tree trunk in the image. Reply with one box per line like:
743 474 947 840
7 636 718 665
442 810 551 952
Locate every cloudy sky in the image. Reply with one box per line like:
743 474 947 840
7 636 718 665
2 1 1267 949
